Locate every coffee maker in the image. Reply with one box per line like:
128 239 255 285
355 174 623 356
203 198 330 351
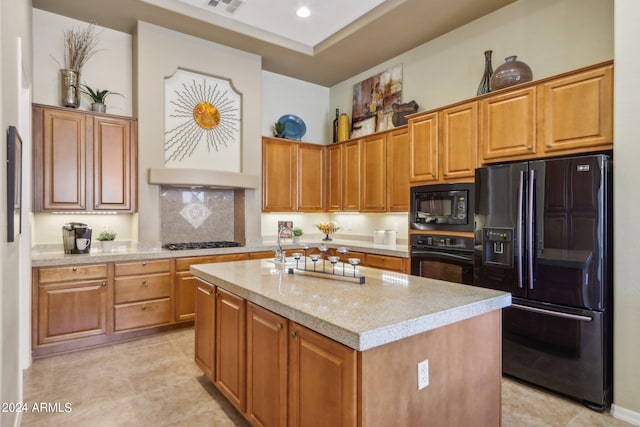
62 222 93 254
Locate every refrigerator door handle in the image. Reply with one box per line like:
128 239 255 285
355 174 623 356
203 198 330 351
512 303 593 322
517 170 524 288
528 169 535 290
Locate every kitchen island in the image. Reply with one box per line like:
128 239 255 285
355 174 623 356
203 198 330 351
191 259 511 427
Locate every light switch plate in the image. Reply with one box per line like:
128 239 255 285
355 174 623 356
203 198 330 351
418 359 429 390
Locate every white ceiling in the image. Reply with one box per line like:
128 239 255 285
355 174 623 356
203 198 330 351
32 0 517 86
173 0 386 50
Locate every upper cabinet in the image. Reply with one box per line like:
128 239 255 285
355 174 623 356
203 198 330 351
478 61 613 164
409 101 478 184
537 64 613 155
262 137 325 212
386 127 410 211
479 87 537 162
360 134 386 212
32 104 138 212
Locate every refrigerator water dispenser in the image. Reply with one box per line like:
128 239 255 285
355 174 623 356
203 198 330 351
483 227 513 267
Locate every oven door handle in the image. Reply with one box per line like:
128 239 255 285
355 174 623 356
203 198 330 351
411 250 473 264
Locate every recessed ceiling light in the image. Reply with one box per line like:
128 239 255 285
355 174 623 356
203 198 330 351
296 6 311 18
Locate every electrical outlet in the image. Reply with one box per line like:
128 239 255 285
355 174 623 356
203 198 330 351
393 222 398 232
417 359 429 390
347 221 353 230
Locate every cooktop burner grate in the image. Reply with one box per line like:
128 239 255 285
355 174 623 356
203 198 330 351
163 241 243 251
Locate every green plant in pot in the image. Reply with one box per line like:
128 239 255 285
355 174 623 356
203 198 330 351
96 230 117 252
79 84 123 113
292 227 304 243
273 121 287 138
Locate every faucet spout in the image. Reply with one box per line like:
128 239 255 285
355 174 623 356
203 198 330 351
275 224 293 263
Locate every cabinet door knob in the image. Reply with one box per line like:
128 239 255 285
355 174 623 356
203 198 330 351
207 289 213 296
72 267 77 272
290 331 297 338
215 292 219 298
527 145 533 150
141 305 147 311
276 323 283 330
101 281 107 287
546 144 552 148
431 173 436 177
142 279 147 286
443 172 448 177
142 262 147 266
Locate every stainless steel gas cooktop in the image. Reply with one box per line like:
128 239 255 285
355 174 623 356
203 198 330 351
162 241 242 251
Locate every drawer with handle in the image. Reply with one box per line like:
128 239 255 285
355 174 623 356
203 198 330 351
365 254 405 272
114 298 171 331
114 259 171 276
114 273 171 304
38 264 108 284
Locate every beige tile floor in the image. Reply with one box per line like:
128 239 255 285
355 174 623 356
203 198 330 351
22 327 633 427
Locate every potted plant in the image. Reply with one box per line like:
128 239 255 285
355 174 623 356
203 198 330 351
96 230 117 252
292 227 304 244
79 84 123 113
273 121 286 138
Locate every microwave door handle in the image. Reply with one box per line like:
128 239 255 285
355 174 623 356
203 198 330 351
517 170 524 288
528 169 535 290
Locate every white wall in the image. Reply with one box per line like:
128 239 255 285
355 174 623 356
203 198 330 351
330 0 614 118
261 71 329 144
613 0 640 422
1 0 32 425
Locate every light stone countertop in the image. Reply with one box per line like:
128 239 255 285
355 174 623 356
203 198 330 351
31 237 409 267
191 259 511 351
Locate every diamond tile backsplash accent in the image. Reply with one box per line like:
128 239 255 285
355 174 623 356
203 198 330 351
160 186 244 244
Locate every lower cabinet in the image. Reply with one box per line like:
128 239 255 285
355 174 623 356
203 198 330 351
195 286 357 427
195 279 216 381
35 264 109 346
215 287 247 413
174 253 248 322
113 260 172 331
246 303 288 427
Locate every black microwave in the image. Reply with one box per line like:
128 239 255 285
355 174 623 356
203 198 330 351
410 183 474 232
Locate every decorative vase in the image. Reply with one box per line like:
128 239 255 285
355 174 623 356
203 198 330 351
337 114 350 142
293 236 301 244
60 69 80 108
490 55 533 91
477 50 493 96
92 103 106 113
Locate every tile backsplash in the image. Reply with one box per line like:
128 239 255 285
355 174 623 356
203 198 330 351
159 186 245 244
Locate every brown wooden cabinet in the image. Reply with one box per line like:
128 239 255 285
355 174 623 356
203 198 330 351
386 127 410 211
246 303 288 427
538 64 613 155
297 143 325 212
32 104 137 212
342 140 361 211
479 86 537 163
195 278 216 381
288 321 357 427
262 137 324 212
215 287 247 413
365 253 406 272
34 264 109 346
360 134 387 212
439 101 478 182
174 253 248 322
113 260 172 331
409 111 438 183
326 144 343 211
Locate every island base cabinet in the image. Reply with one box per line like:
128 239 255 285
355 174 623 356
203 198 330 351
358 310 502 427
195 279 215 381
246 303 288 427
288 322 357 427
215 287 247 413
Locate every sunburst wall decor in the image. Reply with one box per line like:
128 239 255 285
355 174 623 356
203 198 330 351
164 69 241 171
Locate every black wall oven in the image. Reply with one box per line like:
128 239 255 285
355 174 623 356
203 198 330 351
410 234 474 285
410 183 474 232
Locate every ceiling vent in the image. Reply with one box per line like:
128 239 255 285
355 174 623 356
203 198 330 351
207 0 245 15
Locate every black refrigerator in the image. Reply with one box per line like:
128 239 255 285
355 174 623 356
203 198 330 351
474 154 613 411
